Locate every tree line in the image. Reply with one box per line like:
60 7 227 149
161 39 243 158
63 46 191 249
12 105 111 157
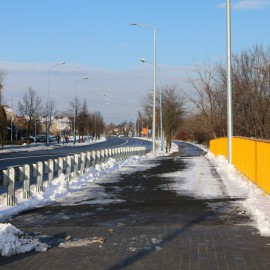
1 43 270 148
181 44 270 143
0 85 105 148
137 44 270 146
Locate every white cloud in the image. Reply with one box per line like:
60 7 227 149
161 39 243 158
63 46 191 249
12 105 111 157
0 61 191 124
217 0 270 10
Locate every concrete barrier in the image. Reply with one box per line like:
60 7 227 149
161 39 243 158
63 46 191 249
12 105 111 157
1 146 147 204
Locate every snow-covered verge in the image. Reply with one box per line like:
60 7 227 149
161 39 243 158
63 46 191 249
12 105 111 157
207 152 270 237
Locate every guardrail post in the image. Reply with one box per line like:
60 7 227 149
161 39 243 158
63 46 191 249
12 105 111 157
74 154 79 176
80 152 85 174
101 149 105 163
62 156 67 174
115 148 119 160
66 155 71 181
96 150 101 164
2 169 8 186
86 151 91 168
18 166 24 182
58 157 63 177
54 159 58 177
32 163 38 186
112 148 115 159
7 168 16 206
91 151 96 166
104 149 109 162
23 164 31 199
44 161 48 175
36 161 44 192
48 159 54 184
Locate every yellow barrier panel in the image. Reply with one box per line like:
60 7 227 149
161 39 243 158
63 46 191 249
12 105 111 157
257 141 270 193
210 136 270 195
210 137 227 158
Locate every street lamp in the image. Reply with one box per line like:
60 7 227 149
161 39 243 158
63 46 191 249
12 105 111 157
226 0 233 163
46 61 65 146
73 76 88 144
130 23 157 156
141 58 163 151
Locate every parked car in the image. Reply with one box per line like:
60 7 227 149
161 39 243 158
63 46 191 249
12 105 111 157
35 135 46 142
21 137 35 143
49 135 58 142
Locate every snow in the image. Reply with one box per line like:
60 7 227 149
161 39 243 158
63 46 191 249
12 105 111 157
1 140 270 256
0 223 49 257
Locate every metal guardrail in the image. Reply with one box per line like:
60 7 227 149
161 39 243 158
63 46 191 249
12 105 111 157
0 146 147 206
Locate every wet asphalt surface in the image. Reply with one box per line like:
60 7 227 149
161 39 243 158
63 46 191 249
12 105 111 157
1 142 270 269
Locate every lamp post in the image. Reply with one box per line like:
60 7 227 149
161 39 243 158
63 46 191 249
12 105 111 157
141 58 163 151
73 76 88 144
46 61 65 146
226 0 233 163
130 23 157 156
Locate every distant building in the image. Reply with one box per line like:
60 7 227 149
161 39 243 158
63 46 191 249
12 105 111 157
3 105 15 121
51 117 70 134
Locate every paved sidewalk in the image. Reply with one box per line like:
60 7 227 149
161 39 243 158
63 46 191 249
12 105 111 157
1 143 270 269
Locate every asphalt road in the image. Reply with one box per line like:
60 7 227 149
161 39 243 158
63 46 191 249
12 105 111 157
0 137 152 171
2 142 270 269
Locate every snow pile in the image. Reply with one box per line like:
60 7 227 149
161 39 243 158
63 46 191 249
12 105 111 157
0 223 49 257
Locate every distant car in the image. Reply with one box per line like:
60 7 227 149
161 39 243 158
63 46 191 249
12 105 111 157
21 137 35 143
49 135 57 142
35 135 46 142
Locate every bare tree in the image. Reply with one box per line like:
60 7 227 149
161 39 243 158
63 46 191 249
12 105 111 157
182 44 270 142
94 112 105 139
18 87 42 144
44 99 57 142
77 99 89 142
183 63 227 139
140 85 185 150
162 86 185 150
231 45 270 139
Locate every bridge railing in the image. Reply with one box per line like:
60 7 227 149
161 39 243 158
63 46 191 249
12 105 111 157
210 136 270 195
0 146 147 206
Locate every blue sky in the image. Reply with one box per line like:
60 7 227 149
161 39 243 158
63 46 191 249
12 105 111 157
1 0 270 124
